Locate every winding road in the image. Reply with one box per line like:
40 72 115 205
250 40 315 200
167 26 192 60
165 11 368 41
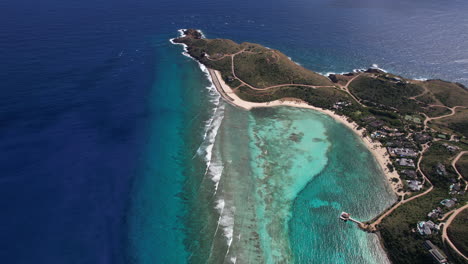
441 204 468 261
452 151 468 191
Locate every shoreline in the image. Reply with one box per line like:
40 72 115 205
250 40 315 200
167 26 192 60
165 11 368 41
209 68 403 197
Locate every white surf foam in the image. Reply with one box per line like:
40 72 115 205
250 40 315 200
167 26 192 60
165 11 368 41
454 58 468 64
215 199 235 247
370 63 388 73
414 77 428 81
171 30 236 251
287 56 301 66
170 30 225 187
320 71 349 76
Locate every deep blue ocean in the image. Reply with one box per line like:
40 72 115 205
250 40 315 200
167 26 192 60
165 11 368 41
1 0 467 263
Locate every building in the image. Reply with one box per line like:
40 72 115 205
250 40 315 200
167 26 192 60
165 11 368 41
407 180 422 191
442 143 459 153
398 158 415 168
369 120 385 128
383 126 398 133
414 133 432 143
401 169 417 179
449 182 461 194
435 163 447 176
424 240 448 264
371 131 388 139
417 221 436 235
387 147 418 158
427 208 442 219
440 198 456 208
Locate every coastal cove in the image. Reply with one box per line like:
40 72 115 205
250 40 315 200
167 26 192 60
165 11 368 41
170 30 398 263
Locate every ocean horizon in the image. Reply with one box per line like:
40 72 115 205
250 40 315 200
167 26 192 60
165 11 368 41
1 0 467 263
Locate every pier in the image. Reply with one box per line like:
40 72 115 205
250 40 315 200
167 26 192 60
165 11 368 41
339 212 366 228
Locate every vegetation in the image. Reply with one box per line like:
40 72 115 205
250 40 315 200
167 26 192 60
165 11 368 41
424 80 468 107
431 108 468 137
232 48 332 87
447 209 468 257
456 155 468 181
423 105 452 118
348 75 424 112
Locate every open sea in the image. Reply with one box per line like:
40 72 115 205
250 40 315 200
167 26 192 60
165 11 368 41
1 0 467 263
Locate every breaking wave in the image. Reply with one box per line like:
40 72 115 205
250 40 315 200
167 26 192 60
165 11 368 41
171 29 235 251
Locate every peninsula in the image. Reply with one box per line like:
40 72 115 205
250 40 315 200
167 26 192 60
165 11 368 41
173 29 468 264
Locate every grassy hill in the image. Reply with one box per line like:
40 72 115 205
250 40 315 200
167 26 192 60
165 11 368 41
232 45 332 88
174 30 333 88
348 75 425 113
424 80 468 108
430 108 468 137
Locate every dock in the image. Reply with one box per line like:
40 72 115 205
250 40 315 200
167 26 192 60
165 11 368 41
339 212 364 226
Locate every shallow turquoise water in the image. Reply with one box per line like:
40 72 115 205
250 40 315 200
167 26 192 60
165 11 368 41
198 105 396 263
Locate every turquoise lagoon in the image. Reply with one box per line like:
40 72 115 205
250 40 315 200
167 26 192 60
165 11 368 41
198 105 396 263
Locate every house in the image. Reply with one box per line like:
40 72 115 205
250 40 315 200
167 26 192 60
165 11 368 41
414 133 432 143
435 163 447 176
424 240 448 264
449 183 461 194
440 198 456 208
417 221 436 235
407 180 422 191
387 147 418 158
398 158 415 168
427 208 442 219
371 131 388 139
401 169 417 179
369 120 385 128
442 143 459 153
383 126 398 133
388 132 405 137
332 101 351 110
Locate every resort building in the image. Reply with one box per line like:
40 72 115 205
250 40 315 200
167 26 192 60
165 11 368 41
440 198 456 208
407 180 422 191
417 221 437 236
387 147 418 158
397 158 415 168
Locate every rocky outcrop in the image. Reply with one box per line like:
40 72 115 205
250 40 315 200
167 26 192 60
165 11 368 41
172 29 202 44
